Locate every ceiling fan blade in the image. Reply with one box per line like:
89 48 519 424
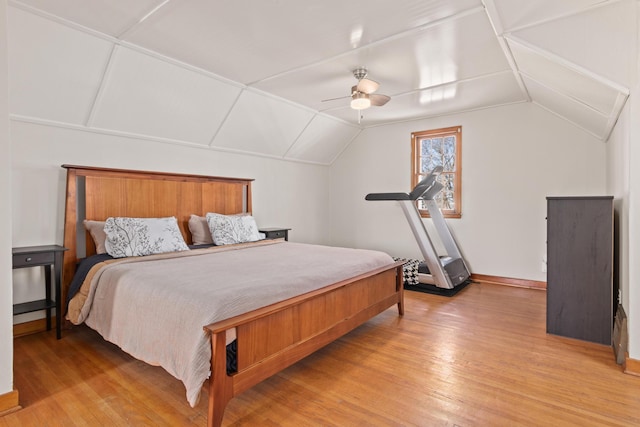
356 78 379 94
321 95 350 102
370 94 390 106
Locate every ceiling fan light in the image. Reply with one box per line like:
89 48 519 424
351 92 371 110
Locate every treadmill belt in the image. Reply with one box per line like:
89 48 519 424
394 257 472 297
404 280 471 297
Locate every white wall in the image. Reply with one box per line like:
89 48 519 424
627 0 640 361
629 82 640 359
605 4 639 361
609 89 640 361
0 0 14 396
625 59 640 359
10 120 331 320
607 99 630 315
329 103 607 282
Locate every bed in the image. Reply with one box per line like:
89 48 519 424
61 165 405 427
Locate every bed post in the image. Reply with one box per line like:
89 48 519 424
61 167 78 309
397 265 405 315
208 332 234 427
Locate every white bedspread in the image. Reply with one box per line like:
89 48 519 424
69 240 394 406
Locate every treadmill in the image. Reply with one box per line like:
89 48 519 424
365 166 471 295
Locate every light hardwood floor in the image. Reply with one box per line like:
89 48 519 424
2 282 639 426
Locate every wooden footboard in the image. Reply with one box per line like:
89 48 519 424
204 262 404 427
61 165 404 426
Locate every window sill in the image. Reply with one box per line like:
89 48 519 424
419 212 461 219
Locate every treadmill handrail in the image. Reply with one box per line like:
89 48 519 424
365 192 411 201
421 181 444 201
410 165 443 200
366 166 444 202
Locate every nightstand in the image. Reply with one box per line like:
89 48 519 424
259 227 291 241
12 245 67 339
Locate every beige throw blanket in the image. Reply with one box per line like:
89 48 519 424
67 240 394 406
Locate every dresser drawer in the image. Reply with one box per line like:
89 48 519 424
13 251 54 268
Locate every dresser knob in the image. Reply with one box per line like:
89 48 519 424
25 257 32 262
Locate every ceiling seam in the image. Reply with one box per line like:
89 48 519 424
84 44 119 127
281 115 318 159
506 34 630 94
319 70 518 115
309 109 361 129
482 0 531 102
603 92 630 142
245 5 486 87
202 146 330 166
530 101 604 141
9 0 246 90
116 0 173 39
9 114 332 166
326 70 516 111
206 88 246 148
329 128 364 165
114 41 245 88
9 0 110 39
519 70 616 117
503 0 627 34
358 100 529 130
494 37 531 102
236 86 361 129
11 113 212 147
244 86 355 127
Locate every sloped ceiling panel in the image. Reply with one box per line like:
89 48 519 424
524 76 609 139
212 90 314 157
8 7 113 124
91 46 242 145
15 0 166 37
485 0 633 141
510 0 636 88
122 0 482 85
508 38 624 116
488 0 611 32
285 116 360 164
328 71 526 125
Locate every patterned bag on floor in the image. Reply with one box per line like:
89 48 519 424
393 257 421 286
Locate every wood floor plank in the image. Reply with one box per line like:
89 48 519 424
2 282 639 426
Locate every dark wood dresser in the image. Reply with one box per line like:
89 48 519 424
546 196 614 345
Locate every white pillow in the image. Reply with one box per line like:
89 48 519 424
104 216 190 258
83 219 107 254
206 213 261 245
188 214 213 245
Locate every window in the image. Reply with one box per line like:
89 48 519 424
411 126 462 218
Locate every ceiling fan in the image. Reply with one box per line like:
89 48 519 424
323 67 391 111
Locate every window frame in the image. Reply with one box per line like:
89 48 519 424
411 126 462 219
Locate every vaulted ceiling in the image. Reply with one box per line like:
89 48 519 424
7 0 637 164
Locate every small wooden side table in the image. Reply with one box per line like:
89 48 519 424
12 245 67 339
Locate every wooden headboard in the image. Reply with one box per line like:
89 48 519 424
61 164 254 304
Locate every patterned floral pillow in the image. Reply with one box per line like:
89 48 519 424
104 216 190 258
206 213 261 245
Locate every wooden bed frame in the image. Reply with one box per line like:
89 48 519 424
61 164 404 427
